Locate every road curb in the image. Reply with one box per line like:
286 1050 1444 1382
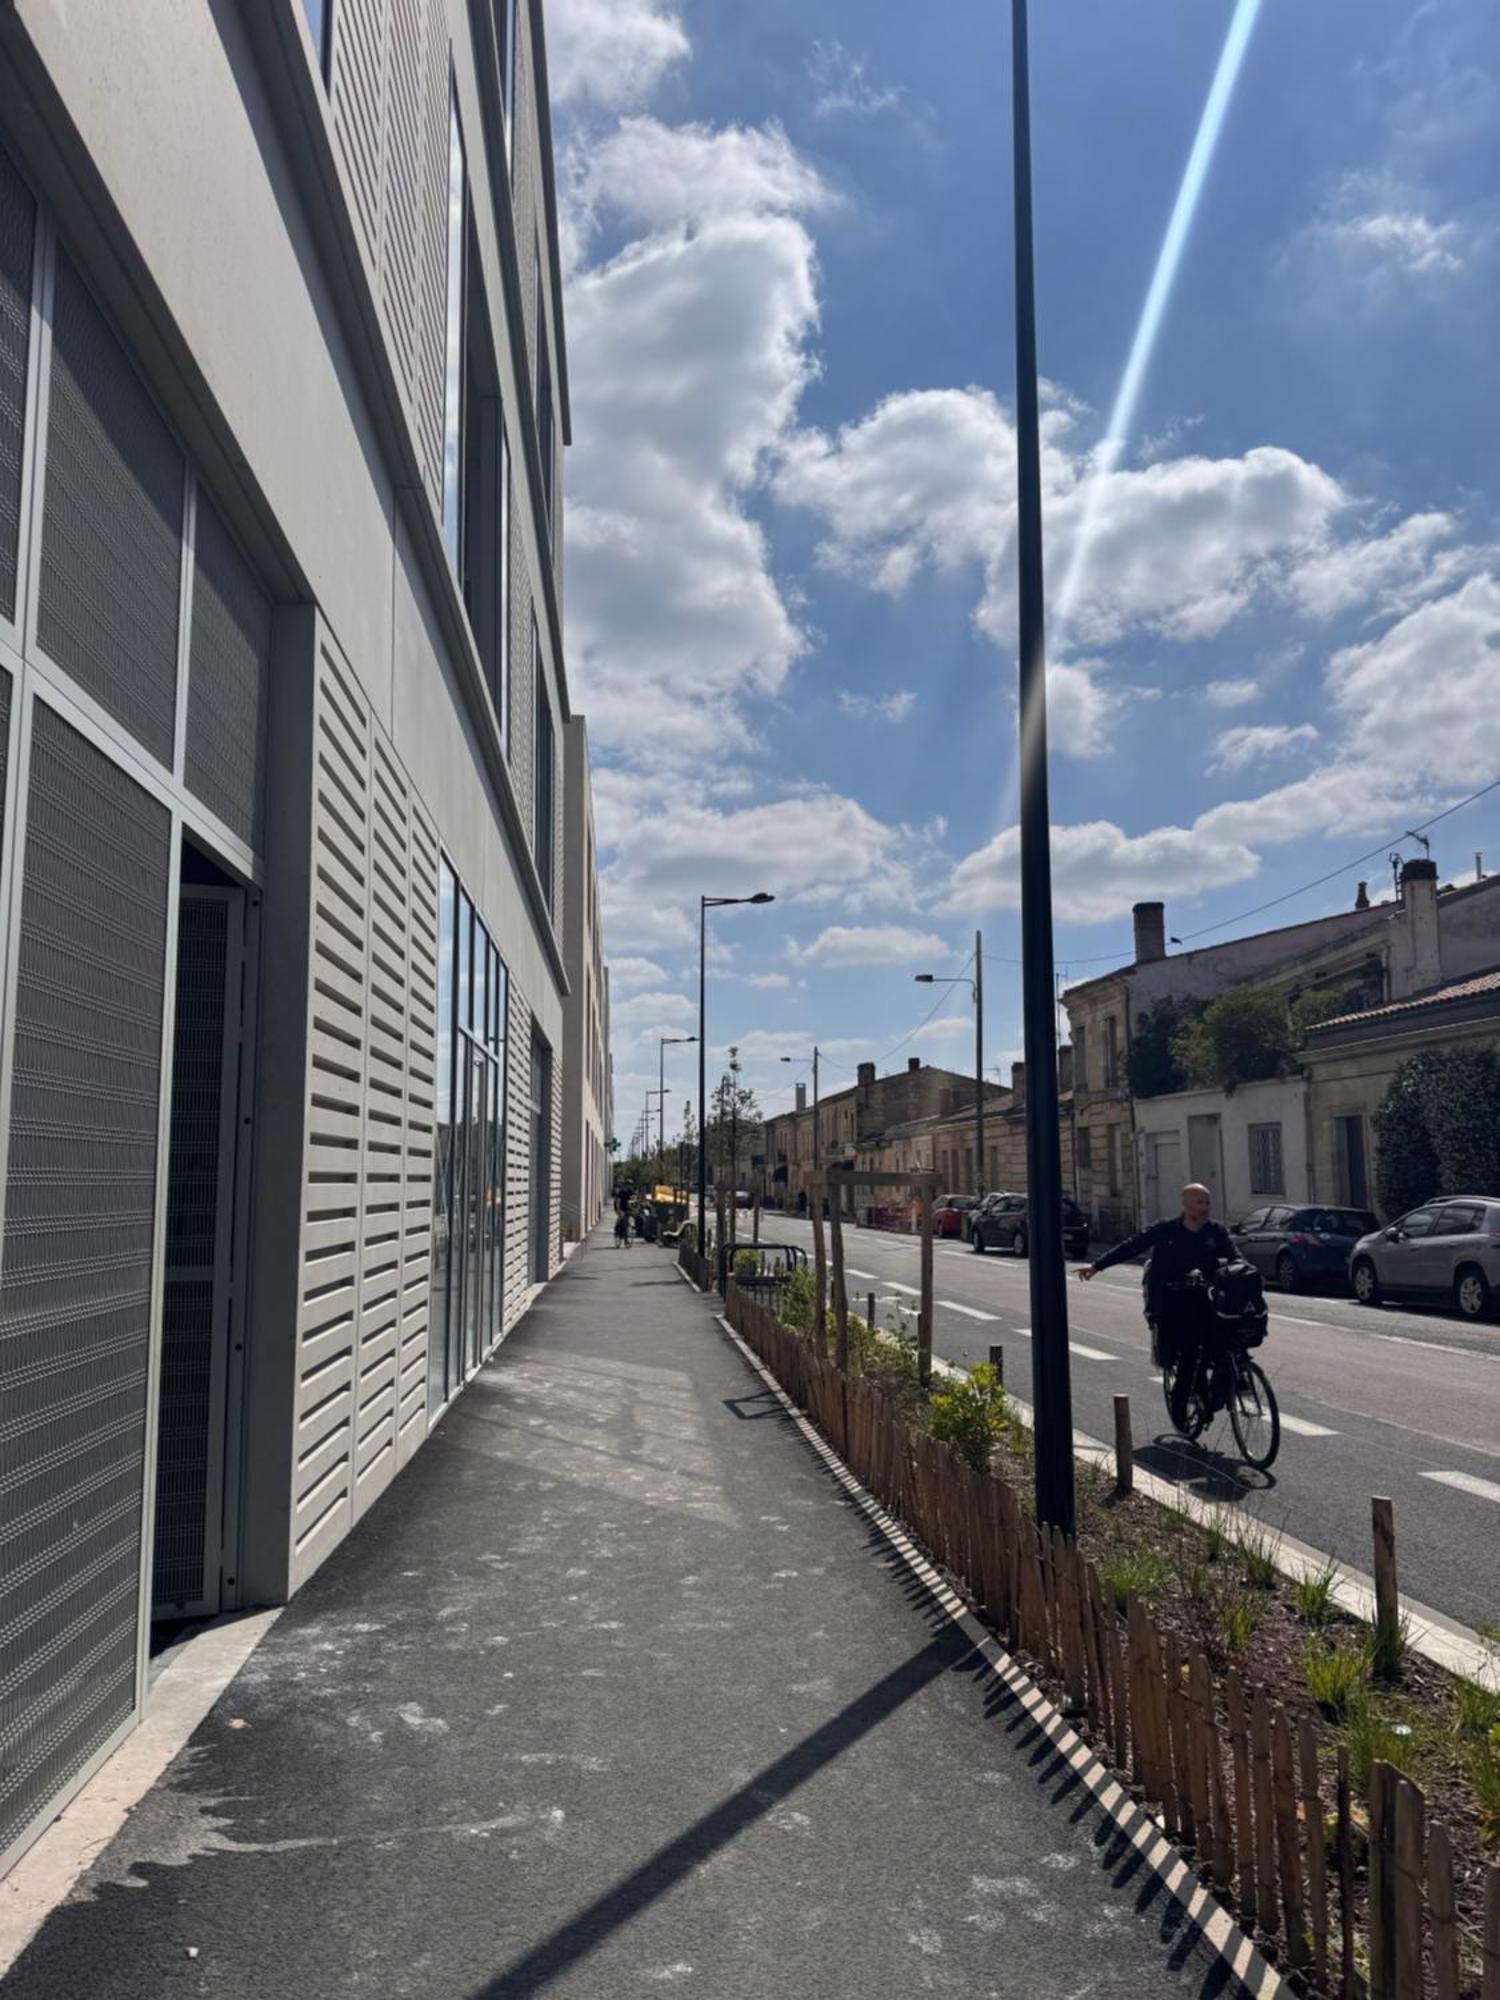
711 1307 1286 2000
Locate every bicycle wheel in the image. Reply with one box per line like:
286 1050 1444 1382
1160 1358 1206 1439
1228 1358 1280 1470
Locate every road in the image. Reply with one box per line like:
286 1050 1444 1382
747 1214 1500 1635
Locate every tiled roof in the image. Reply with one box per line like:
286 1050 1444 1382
1311 967 1500 1032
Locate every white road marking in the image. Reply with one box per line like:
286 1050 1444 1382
1068 1342 1115 1362
1272 1313 1336 1331
938 1300 999 1322
1372 1332 1487 1361
1278 1415 1338 1438
884 1280 921 1296
1422 1469 1500 1504
845 1268 880 1281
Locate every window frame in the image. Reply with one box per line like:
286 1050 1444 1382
1247 1120 1285 1198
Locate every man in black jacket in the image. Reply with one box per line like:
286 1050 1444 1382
1079 1183 1234 1428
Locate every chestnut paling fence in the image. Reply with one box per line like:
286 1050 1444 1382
717 1275 1500 2000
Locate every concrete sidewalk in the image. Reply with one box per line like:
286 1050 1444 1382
1 1235 1245 1998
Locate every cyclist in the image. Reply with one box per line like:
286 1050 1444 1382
1078 1182 1234 1429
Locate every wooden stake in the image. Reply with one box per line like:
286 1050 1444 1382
1369 1760 1394 2000
1297 1717 1329 1991
1226 1669 1255 1931
1392 1775 1424 2000
828 1188 849 1371
1372 1494 1400 1678
811 1180 828 1351
1428 1821 1459 2000
1336 1747 1355 1999
988 1341 1004 1384
1192 1653 1230 1886
867 1290 876 1332
1098 1566 1128 1774
1251 1687 1279 1943
1271 1704 1308 1970
1113 1394 1133 1495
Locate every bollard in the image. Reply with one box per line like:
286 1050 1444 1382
1113 1394 1133 1495
867 1291 876 1331
1372 1496 1400 1677
988 1343 1004 1386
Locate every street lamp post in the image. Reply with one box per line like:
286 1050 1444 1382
659 1035 697 1185
1011 0 1074 1534
915 928 986 1194
698 892 775 1250
779 1047 820 1212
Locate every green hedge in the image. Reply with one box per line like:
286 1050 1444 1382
1374 1046 1500 1218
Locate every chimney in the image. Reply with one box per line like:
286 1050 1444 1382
857 1061 876 1087
1057 1044 1073 1094
1133 901 1166 963
1354 881 1370 911
907 1056 921 1072
1010 1060 1026 1107
795 1083 807 1112
1394 857 1441 996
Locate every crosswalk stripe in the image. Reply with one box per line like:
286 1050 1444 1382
1278 1414 1338 1438
938 1300 999 1322
1068 1342 1114 1362
845 1268 879 1281
1422 1469 1500 1504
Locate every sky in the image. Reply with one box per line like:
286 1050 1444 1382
545 0 1500 1148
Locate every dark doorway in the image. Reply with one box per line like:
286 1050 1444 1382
151 841 254 1620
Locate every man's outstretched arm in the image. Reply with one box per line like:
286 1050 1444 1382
1079 1219 1166 1281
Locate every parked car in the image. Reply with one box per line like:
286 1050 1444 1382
1230 1204 1379 1293
1350 1196 1500 1320
971 1191 1090 1260
932 1194 978 1239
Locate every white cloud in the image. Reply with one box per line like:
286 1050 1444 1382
944 819 1260 926
563 120 829 760
1329 573 1500 786
1285 510 1471 620
1285 172 1478 309
610 989 697 1028
547 0 689 110
911 1015 975 1043
608 954 669 990
743 971 791 990
836 688 917 723
1209 723 1319 773
806 40 902 120
1204 677 1259 709
1043 659 1140 759
793 924 949 968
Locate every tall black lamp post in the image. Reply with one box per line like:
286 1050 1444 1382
1011 0 1074 1533
698 893 775 1248
659 1034 696 1184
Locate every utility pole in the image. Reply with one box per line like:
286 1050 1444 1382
1011 0 1075 1534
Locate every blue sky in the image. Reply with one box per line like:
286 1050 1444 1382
547 0 1500 1140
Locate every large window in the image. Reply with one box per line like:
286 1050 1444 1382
441 88 466 564
1248 1122 1284 1198
429 861 508 1409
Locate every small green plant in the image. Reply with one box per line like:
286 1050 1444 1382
1473 1726 1500 1846
1454 1673 1500 1740
1343 1691 1420 1792
1304 1638 1366 1722
1203 1513 1230 1564
926 1364 1010 1474
1235 1519 1280 1590
1371 1609 1411 1684
1099 1542 1165 1614
779 1263 815 1334
732 1247 762 1279
1220 1590 1265 1657
1294 1561 1339 1628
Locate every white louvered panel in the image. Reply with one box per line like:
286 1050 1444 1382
398 798 439 1461
331 0 391 262
502 979 530 1331
509 537 534 840
292 644 371 1585
549 1050 563 1278
378 0 423 402
415 0 451 504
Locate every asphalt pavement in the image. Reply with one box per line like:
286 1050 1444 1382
1 1233 1245 1999
757 1213 1500 1634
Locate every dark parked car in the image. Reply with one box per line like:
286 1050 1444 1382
971 1191 1090 1260
1231 1204 1379 1294
933 1194 978 1239
1350 1196 1500 1319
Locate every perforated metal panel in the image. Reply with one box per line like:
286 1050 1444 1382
414 0 450 502
185 497 270 852
0 145 36 626
331 0 389 259
379 0 422 392
153 893 231 1613
503 978 529 1330
38 250 183 767
398 796 437 1462
0 701 170 1864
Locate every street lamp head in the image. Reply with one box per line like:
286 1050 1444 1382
747 891 775 904
914 973 935 984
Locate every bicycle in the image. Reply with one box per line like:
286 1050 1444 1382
1154 1269 1280 1472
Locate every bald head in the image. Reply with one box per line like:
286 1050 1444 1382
1181 1182 1213 1227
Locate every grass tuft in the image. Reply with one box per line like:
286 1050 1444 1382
1099 1543 1165 1615
1235 1518 1281 1590
1294 1560 1340 1628
1304 1638 1366 1722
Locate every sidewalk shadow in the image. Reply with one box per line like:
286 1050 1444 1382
1136 1433 1277 1501
470 1632 968 1997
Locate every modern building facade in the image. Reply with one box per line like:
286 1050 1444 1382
561 716 609 1240
0 0 599 1874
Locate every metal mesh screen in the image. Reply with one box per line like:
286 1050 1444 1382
185 496 269 851
0 665 10 883
153 895 229 1611
38 249 183 768
0 145 35 625
0 701 170 1862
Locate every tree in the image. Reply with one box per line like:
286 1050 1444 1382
1375 1047 1500 1218
1128 999 1198 1098
1172 986 1295 1090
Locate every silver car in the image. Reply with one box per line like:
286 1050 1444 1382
1349 1196 1500 1320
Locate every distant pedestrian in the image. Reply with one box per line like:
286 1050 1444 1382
614 1187 633 1249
